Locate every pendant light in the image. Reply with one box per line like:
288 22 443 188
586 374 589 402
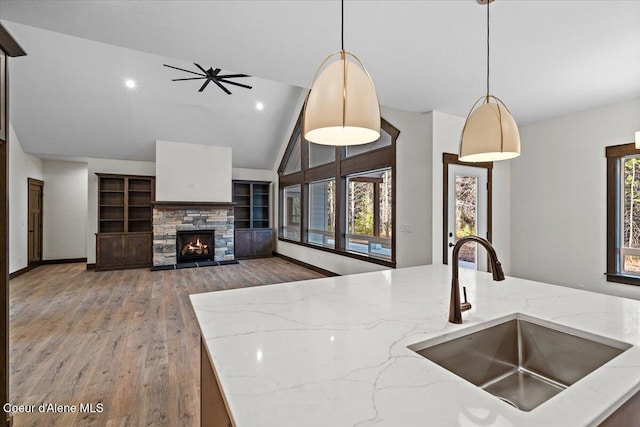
303 0 380 146
459 0 520 162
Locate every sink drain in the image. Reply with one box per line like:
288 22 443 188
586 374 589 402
497 396 520 410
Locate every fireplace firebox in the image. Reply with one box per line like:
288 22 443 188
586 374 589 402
176 230 216 263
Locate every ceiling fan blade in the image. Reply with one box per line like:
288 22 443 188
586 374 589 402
172 77 207 81
163 64 205 76
194 63 208 74
198 79 212 92
217 74 250 79
217 79 252 90
211 79 232 95
211 68 221 77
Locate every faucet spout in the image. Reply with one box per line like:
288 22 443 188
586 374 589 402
449 235 505 324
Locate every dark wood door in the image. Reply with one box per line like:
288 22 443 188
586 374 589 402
234 230 253 258
253 229 274 257
96 234 126 269
125 233 152 267
28 178 44 267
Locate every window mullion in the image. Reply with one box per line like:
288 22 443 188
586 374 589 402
335 146 345 252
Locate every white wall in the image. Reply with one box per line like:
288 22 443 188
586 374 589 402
274 105 433 275
386 106 433 268
232 168 275 182
511 97 640 299
155 140 231 202
87 158 155 264
431 111 511 273
8 123 43 273
42 160 88 261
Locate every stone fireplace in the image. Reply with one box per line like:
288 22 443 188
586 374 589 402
151 202 235 268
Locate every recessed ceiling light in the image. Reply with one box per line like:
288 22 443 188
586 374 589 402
125 79 136 89
256 102 264 111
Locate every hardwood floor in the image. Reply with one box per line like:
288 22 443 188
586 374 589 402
9 258 325 426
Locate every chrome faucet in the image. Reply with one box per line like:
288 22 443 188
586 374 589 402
449 235 505 324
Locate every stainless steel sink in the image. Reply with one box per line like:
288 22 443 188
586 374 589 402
409 314 632 411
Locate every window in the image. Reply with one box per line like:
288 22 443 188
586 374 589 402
283 134 301 174
308 179 335 248
346 169 392 260
606 143 640 285
278 112 399 267
282 185 301 241
309 143 335 168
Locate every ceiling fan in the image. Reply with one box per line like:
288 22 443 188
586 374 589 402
163 63 252 95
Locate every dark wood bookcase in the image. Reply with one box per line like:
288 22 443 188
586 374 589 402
96 174 155 270
233 180 273 258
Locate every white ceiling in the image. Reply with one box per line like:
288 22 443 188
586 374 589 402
1 1 639 167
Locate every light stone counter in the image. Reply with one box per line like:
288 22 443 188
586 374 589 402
190 265 640 426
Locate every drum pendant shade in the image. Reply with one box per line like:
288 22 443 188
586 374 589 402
304 55 380 146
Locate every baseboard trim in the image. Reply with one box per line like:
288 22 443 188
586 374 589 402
86 263 96 270
41 258 87 265
9 266 31 280
273 252 340 277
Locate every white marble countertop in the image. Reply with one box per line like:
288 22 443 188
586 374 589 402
190 265 640 427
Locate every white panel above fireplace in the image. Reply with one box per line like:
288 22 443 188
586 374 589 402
155 140 232 202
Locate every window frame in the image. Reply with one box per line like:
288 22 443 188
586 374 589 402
345 168 393 261
278 112 399 268
307 178 336 249
606 142 640 286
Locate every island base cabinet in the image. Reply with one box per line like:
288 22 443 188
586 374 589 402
201 338 233 427
600 390 640 426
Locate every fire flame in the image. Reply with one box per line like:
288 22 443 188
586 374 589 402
186 238 208 251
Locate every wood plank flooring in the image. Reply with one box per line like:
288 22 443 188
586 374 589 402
9 258 325 426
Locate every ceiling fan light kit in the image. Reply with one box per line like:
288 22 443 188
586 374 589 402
302 0 381 146
458 0 521 163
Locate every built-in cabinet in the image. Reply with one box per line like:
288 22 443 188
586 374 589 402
96 174 155 271
232 181 273 258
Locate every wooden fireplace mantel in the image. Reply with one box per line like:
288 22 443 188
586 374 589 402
151 201 236 209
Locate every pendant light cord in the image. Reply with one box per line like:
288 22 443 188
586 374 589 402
486 0 490 97
341 0 344 51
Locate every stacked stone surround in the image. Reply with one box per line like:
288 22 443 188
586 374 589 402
152 205 234 266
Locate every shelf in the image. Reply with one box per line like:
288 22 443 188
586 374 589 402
100 219 124 222
129 205 151 208
128 219 151 222
128 190 152 193
100 204 124 207
100 190 125 193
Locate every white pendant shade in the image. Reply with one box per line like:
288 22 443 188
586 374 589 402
459 101 521 162
635 131 640 149
304 54 380 146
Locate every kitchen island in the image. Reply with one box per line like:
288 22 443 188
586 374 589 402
190 265 640 426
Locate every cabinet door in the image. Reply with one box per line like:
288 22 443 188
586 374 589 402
125 233 152 267
96 234 126 269
234 230 253 258
253 229 274 257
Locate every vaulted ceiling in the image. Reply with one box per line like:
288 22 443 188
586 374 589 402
2 0 639 168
